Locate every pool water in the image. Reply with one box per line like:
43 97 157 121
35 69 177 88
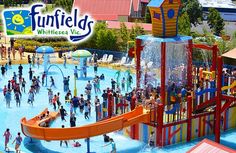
0 64 236 153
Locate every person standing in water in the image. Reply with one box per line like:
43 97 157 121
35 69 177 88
60 106 67 121
63 54 67 68
3 128 12 151
103 138 116 153
74 66 79 79
12 132 22 153
60 125 68 147
148 131 155 147
5 89 11 108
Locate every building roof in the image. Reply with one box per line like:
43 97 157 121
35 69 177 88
133 0 141 12
141 0 150 3
148 0 165 7
73 0 140 21
187 139 236 153
222 48 236 60
148 0 181 7
198 0 236 9
106 21 152 31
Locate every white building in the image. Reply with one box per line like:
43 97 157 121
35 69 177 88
198 0 236 21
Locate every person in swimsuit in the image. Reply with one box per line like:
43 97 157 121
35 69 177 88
103 138 116 153
12 132 22 153
3 128 11 151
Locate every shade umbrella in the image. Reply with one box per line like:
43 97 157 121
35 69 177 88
72 50 92 78
36 46 54 73
72 50 92 96
72 50 92 58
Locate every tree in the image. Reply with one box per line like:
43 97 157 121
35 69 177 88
145 8 151 23
207 8 225 36
178 12 191 35
96 29 118 50
129 22 145 41
119 22 129 51
181 0 203 26
54 0 74 13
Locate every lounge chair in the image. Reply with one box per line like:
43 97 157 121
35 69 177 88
112 56 127 66
124 58 135 67
104 55 113 64
98 54 108 63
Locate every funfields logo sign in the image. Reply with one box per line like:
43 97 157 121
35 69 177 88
2 3 95 43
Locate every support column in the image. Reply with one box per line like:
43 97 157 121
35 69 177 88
161 42 166 104
212 45 218 71
187 96 192 142
135 39 142 89
108 92 113 118
215 56 222 143
187 40 193 89
156 103 164 147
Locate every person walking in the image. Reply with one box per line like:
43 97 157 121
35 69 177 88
5 89 11 108
63 54 67 68
70 113 76 127
3 128 12 151
60 125 68 147
84 103 89 119
60 106 67 121
12 132 22 153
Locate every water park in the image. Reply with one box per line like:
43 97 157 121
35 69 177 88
0 0 236 153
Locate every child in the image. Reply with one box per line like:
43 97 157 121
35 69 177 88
12 132 22 153
3 128 11 151
121 77 125 91
73 141 81 147
103 138 116 153
50 76 56 88
52 94 57 110
42 72 46 86
48 89 53 104
148 131 155 147
84 103 89 119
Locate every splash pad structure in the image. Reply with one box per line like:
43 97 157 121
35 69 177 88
124 0 234 148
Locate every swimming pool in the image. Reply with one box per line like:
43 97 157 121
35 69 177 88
0 64 235 153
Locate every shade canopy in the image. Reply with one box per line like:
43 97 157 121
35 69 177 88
222 48 236 60
72 50 92 58
36 46 54 54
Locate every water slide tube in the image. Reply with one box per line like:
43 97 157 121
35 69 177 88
21 106 151 141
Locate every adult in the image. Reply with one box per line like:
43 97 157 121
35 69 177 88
60 106 67 121
1 65 6 76
70 113 76 127
29 68 33 80
60 125 68 147
5 90 11 108
28 55 32 67
74 66 79 79
72 96 79 114
18 64 23 76
111 79 116 90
